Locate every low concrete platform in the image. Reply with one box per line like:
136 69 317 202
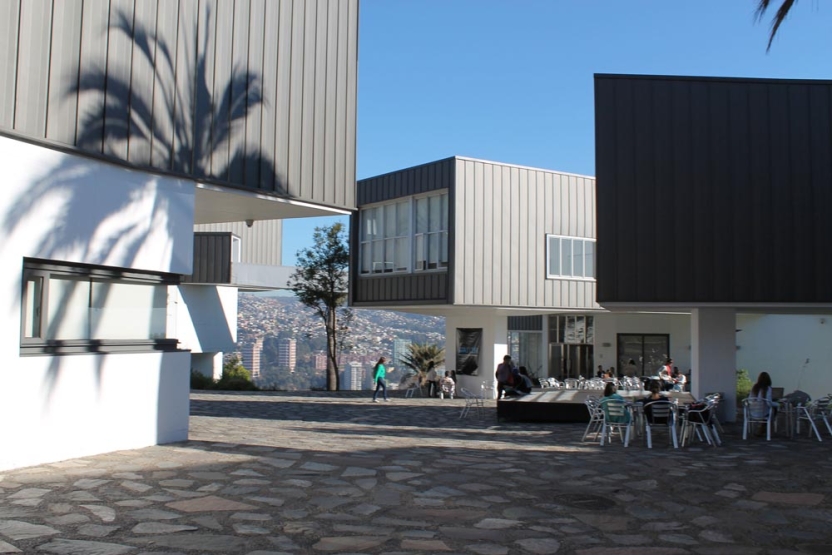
498 389 697 423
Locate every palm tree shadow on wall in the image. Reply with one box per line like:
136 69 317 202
3 6 288 408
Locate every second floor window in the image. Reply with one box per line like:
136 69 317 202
359 192 449 274
547 235 595 279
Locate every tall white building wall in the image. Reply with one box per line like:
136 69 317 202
738 314 832 397
0 136 194 471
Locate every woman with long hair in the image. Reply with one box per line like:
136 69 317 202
751 371 773 402
372 357 389 403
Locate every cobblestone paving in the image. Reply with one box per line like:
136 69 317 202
2 391 832 554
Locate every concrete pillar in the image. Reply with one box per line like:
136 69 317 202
191 352 224 381
446 312 507 398
691 308 737 422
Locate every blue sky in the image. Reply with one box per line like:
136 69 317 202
282 0 832 265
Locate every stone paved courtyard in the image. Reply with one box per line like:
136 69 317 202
1 391 832 554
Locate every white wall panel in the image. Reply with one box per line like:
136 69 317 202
0 351 189 471
0 135 195 275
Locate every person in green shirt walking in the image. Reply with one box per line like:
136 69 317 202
372 356 390 402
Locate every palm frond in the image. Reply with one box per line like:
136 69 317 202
756 0 797 51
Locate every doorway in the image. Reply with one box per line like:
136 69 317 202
617 333 669 377
549 343 594 380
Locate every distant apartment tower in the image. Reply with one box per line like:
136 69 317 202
315 353 328 371
241 338 264 380
279 338 297 371
343 362 365 391
392 338 410 369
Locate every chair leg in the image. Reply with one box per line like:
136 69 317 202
809 419 822 442
645 424 652 449
671 423 679 449
709 424 721 446
822 416 832 437
624 424 631 447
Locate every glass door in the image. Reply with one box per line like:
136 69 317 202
617 334 669 377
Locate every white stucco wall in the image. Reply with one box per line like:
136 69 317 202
593 312 692 372
737 314 832 397
0 136 195 470
446 310 508 398
2 352 190 471
175 285 239 354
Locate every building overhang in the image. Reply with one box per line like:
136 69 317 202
194 183 350 225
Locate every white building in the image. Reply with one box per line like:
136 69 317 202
343 362 366 391
278 338 297 371
1 0 358 471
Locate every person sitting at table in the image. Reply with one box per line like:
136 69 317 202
641 381 671 421
671 367 687 391
600 382 630 423
658 359 674 391
438 372 455 399
515 366 534 395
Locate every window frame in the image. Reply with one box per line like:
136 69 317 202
20 258 182 356
358 190 450 276
545 234 596 280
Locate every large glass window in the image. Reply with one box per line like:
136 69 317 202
359 192 448 274
546 235 595 279
21 260 178 354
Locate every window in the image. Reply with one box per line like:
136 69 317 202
546 235 595 279
359 192 449 274
21 259 179 355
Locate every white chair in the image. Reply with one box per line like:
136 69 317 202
681 401 720 447
459 388 483 419
404 380 422 398
795 396 832 441
582 397 604 442
599 398 632 447
743 397 775 441
643 400 678 449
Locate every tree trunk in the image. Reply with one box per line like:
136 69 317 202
326 309 339 391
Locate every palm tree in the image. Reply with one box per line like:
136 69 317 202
756 0 797 51
399 343 445 386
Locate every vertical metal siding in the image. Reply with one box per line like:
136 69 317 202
352 157 455 305
46 0 83 144
2 0 357 211
194 220 283 267
0 0 20 130
595 74 832 303
15 0 52 137
184 232 232 283
454 158 596 309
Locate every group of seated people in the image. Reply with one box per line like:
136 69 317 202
425 364 457 399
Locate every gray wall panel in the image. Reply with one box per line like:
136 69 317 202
0 0 20 129
46 0 82 144
595 74 832 304
227 0 251 185
127 0 157 166
194 220 283 266
76 0 111 153
454 158 597 309
15 0 52 137
357 158 455 204
3 0 357 211
353 273 448 305
103 0 133 160
149 0 179 171
184 232 232 283
242 0 265 186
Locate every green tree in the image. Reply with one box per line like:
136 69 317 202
288 223 350 391
216 355 257 391
756 0 797 51
400 343 446 385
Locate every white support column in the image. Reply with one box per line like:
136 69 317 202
691 308 737 422
446 312 507 398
